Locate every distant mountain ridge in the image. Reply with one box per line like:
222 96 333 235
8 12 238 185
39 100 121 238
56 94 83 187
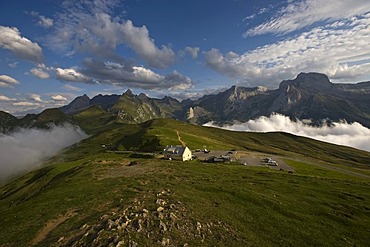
1 72 370 133
189 73 370 127
0 108 72 133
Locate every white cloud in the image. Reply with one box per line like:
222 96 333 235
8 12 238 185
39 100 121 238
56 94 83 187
205 13 370 87
30 64 50 79
13 101 40 107
132 66 163 83
47 2 175 68
0 124 87 181
121 19 175 68
28 93 44 102
81 59 193 90
63 84 83 92
0 75 20 88
38 15 54 28
184 46 200 59
55 67 92 83
0 95 16 101
0 26 44 63
165 71 193 91
51 95 68 101
26 11 54 28
245 0 370 36
205 114 370 152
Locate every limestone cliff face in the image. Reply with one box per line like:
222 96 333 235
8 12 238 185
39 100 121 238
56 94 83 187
190 72 370 127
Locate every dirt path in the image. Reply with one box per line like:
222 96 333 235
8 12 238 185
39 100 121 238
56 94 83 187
176 130 186 147
30 210 77 245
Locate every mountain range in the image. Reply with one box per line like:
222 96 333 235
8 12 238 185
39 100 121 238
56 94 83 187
1 72 370 132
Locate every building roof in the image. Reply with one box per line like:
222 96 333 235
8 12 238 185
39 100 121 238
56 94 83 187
163 145 188 156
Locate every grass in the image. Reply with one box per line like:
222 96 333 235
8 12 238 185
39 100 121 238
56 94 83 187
1 158 369 246
0 118 369 246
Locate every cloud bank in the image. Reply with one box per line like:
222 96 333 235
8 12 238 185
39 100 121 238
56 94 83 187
204 114 370 152
0 124 88 182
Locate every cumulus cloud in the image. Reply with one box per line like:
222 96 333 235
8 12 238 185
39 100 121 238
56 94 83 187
184 46 200 59
47 1 175 68
80 59 193 90
204 114 370 152
28 93 44 102
121 20 175 68
0 95 16 101
55 67 93 83
205 13 370 87
0 75 20 88
51 95 68 101
245 0 370 36
164 71 193 91
38 15 53 28
0 124 88 181
0 25 44 63
26 11 54 28
30 64 50 79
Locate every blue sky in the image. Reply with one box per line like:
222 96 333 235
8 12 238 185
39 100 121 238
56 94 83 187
1 0 370 115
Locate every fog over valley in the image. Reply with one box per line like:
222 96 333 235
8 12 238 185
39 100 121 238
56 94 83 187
204 114 370 152
0 124 87 182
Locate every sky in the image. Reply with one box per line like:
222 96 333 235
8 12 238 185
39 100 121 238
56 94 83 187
1 0 370 115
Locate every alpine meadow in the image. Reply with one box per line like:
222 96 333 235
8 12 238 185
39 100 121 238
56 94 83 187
1 1 370 246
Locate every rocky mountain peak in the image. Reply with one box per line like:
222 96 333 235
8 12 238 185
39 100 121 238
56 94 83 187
280 72 332 91
124 89 133 96
60 94 90 115
228 85 268 101
138 93 148 100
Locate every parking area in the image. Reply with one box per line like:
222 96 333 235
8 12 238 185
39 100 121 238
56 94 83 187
193 149 294 172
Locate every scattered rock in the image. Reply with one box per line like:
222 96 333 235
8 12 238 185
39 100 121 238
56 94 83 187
116 240 125 247
57 190 239 246
159 220 167 232
156 198 167 206
161 237 170 246
129 240 137 247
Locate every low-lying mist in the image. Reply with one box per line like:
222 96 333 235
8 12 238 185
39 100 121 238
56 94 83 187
204 114 370 152
0 124 88 182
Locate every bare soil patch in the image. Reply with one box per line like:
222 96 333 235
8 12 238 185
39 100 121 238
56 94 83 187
30 209 77 245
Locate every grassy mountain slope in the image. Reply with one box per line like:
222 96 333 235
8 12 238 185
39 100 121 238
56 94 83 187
0 108 72 133
88 118 369 169
1 119 369 246
0 110 18 133
72 105 118 133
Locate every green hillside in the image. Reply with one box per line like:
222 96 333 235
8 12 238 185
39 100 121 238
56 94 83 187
0 119 369 246
72 105 118 133
0 110 18 132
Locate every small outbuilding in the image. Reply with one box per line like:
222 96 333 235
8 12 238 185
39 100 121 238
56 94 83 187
163 145 192 161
